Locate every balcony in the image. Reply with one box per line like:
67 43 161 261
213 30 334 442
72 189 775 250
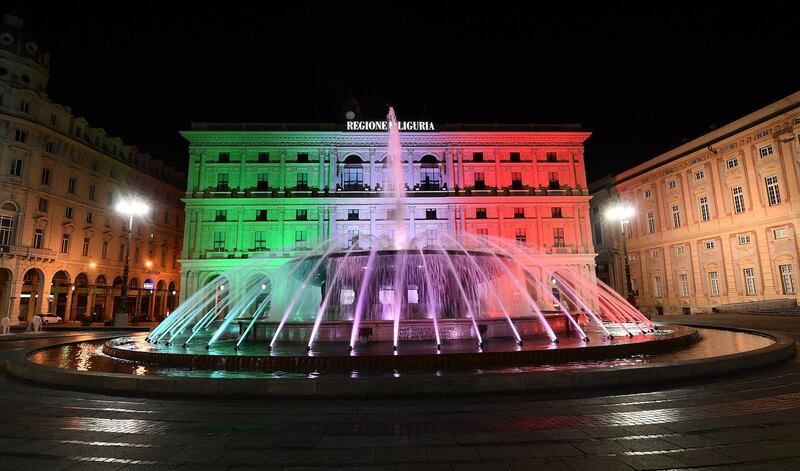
0 245 57 261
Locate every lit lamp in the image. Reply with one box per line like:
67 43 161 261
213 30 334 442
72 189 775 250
605 202 636 306
114 196 149 326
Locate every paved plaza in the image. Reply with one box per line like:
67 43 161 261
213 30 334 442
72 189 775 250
0 313 799 470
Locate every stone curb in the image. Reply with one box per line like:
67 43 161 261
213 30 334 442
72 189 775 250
3 324 795 398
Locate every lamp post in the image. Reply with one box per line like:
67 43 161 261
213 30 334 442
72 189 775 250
605 202 636 307
114 196 149 327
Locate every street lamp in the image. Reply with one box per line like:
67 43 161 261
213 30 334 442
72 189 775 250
114 196 149 326
605 202 636 306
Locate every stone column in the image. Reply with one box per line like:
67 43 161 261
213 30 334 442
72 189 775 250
369 205 376 246
368 149 376 190
104 287 114 320
317 206 325 244
457 150 465 190
329 149 338 190
497 205 504 239
64 285 74 322
330 207 338 243
278 207 286 252
192 208 203 259
317 149 324 190
235 207 245 252
458 206 466 235
494 148 501 189
196 150 205 192
7 280 24 325
134 286 143 318
147 288 156 320
447 204 455 234
445 149 455 192
279 149 287 189
84 285 95 317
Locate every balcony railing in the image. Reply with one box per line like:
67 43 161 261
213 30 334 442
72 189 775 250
0 245 58 260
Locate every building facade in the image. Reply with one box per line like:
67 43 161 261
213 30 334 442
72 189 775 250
0 15 185 325
180 123 596 305
590 92 800 315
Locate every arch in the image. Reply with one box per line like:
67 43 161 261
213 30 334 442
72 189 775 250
74 273 90 287
128 277 140 289
95 275 108 287
0 268 14 323
341 155 365 191
156 280 166 290
1 201 19 212
20 268 45 322
343 154 364 165
419 154 439 166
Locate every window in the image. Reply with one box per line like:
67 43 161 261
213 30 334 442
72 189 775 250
86 212 93 224
161 250 166 267
647 212 656 233
82 237 90 256
473 172 486 190
60 234 71 253
101 240 109 259
553 227 565 247
19 100 30 113
705 240 715 250
726 158 738 169
694 170 704 180
296 173 308 190
347 230 359 248
676 245 685 255
653 276 663 298
65 207 73 219
732 186 745 214
213 231 226 251
346 209 358 221
473 152 484 162
164 211 169 224
774 228 789 239
254 231 267 250
297 209 308 221
107 192 114 206
668 180 677 189
91 160 99 172
551 207 562 218
44 141 56 154
780 265 796 295
387 209 396 220
41 167 51 186
134 247 140 263
14 129 27 143
644 189 652 198
255 209 267 221
593 223 603 245
119 244 125 261
218 152 230 163
476 208 487 219
548 172 560 190
9 159 22 177
699 196 710 221
256 173 269 191
672 205 681 228
88 184 96 201
756 129 771 139
37 198 48 213
0 216 14 245
739 234 751 245
295 230 308 249
215 210 227 222
509 152 521 162
765 176 781 206
257 152 270 163
419 166 441 190
425 229 437 248
342 166 363 190
514 207 525 219
744 268 757 295
340 289 355 305
425 208 437 220
68 177 76 194
32 229 43 249
680 273 690 297
511 172 523 189
709 272 720 297
758 145 774 158
297 152 309 163
216 173 229 191
477 228 489 247
515 228 527 247
546 152 557 162
50 113 58 126
651 249 659 258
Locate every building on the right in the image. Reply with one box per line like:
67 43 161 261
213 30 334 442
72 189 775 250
590 92 800 315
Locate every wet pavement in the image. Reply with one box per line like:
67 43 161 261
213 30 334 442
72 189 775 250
1 314 800 470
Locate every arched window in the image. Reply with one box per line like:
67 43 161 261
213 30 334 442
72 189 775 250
419 155 441 191
342 155 364 191
0 202 18 246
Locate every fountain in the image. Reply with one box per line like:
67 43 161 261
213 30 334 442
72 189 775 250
105 106 671 373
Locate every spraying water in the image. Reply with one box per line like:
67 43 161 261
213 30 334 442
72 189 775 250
386 107 407 249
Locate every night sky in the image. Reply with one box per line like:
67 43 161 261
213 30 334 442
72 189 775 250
9 2 799 182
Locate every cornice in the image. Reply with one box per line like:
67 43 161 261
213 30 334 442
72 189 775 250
180 131 591 147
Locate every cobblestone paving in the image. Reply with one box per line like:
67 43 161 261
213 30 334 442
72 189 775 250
1 315 800 470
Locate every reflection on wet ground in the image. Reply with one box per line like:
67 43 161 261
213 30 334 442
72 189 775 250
28 326 773 379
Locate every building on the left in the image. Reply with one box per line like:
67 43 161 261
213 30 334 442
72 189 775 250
0 15 185 325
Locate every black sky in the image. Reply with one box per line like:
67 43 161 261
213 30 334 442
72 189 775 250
8 2 799 181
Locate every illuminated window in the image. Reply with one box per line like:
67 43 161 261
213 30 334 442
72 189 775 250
340 289 355 305
680 273 689 297
407 286 419 304
82 237 90 256
379 287 395 304
704 240 715 250
676 245 685 255
709 272 720 297
732 186 745 214
647 212 655 233
744 268 757 295
774 228 788 239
